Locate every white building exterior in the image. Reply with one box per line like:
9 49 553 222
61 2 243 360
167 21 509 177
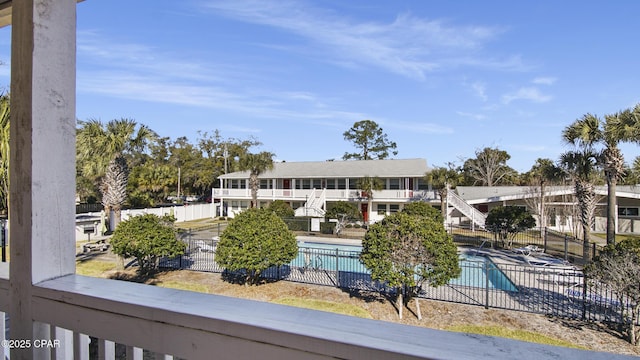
215 158 433 222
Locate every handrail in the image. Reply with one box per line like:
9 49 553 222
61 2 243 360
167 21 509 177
448 191 486 228
0 273 625 359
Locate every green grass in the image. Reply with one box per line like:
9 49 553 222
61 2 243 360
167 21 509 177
273 297 373 319
153 280 210 293
75 260 117 277
446 325 587 350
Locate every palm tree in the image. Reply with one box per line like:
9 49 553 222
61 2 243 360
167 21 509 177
239 152 274 208
425 163 461 224
0 94 9 215
357 176 384 224
77 118 156 230
559 150 600 262
563 107 640 245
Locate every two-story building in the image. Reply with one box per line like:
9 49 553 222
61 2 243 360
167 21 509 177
215 158 432 222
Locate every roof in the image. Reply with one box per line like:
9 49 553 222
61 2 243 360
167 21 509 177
219 158 429 179
456 185 640 204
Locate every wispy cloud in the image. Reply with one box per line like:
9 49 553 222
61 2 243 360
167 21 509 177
456 111 487 121
532 77 557 85
77 32 368 126
501 87 552 104
200 0 517 79
468 81 488 101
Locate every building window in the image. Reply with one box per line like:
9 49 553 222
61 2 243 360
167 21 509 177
389 204 400 213
416 178 429 190
231 201 239 209
619 207 639 216
337 178 346 189
377 204 387 215
313 179 322 189
230 179 246 189
348 178 359 190
259 179 271 189
296 179 312 189
389 178 401 190
326 179 336 189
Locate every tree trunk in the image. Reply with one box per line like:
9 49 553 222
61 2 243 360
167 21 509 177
630 303 639 345
415 296 422 321
606 177 617 246
396 286 403 319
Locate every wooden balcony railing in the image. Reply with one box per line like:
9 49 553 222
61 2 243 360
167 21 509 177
0 262 630 360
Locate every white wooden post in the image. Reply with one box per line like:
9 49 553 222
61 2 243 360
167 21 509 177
9 0 77 358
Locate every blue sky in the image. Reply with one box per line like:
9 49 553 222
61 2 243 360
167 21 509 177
2 0 640 172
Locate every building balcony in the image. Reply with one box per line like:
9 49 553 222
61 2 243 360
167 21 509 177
213 188 436 203
0 261 624 359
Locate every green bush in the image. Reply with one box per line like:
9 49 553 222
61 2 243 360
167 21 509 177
267 200 295 218
110 214 185 273
215 208 298 285
320 222 335 234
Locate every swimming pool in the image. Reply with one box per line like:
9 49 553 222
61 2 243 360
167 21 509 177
451 255 518 292
293 242 518 292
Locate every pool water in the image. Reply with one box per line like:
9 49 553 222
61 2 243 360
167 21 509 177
293 242 518 292
451 255 518 292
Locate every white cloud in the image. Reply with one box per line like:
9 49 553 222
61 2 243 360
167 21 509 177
200 0 517 79
456 111 487 121
532 77 557 85
470 82 488 102
502 87 552 104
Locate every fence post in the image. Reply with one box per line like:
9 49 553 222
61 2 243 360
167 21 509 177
335 248 340 288
564 235 568 260
484 260 489 309
592 242 596 260
543 227 547 252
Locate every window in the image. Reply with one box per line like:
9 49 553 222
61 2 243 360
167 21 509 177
337 178 346 189
389 178 401 190
390 204 400 213
377 204 387 215
296 179 311 189
230 179 246 189
326 179 336 189
416 178 429 190
259 179 271 189
348 178 359 190
619 207 639 216
313 179 322 189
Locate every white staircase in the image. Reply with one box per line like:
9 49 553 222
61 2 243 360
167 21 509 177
295 188 326 217
447 190 486 229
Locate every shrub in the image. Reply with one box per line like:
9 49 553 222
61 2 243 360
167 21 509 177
320 222 335 234
110 214 185 273
215 208 298 285
267 200 295 218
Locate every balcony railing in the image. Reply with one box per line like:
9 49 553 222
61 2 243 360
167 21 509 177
213 188 433 202
0 261 624 359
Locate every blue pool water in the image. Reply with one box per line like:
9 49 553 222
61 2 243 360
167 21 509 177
450 255 518 292
293 242 518 292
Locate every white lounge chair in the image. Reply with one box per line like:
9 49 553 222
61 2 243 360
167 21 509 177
522 255 576 271
194 240 216 253
513 245 544 256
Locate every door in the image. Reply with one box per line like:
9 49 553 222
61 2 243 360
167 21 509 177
361 203 368 222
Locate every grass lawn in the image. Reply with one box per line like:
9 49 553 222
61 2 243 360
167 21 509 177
446 325 587 350
273 297 372 319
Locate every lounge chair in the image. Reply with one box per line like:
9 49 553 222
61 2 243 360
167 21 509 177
521 255 576 271
513 245 544 256
194 240 216 253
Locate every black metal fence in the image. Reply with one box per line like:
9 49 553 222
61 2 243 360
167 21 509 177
159 236 635 326
448 225 605 266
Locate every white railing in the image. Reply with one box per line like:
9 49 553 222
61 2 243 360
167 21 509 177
0 263 621 359
214 188 426 201
447 191 487 229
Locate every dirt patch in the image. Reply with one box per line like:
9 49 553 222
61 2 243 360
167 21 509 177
105 268 640 356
